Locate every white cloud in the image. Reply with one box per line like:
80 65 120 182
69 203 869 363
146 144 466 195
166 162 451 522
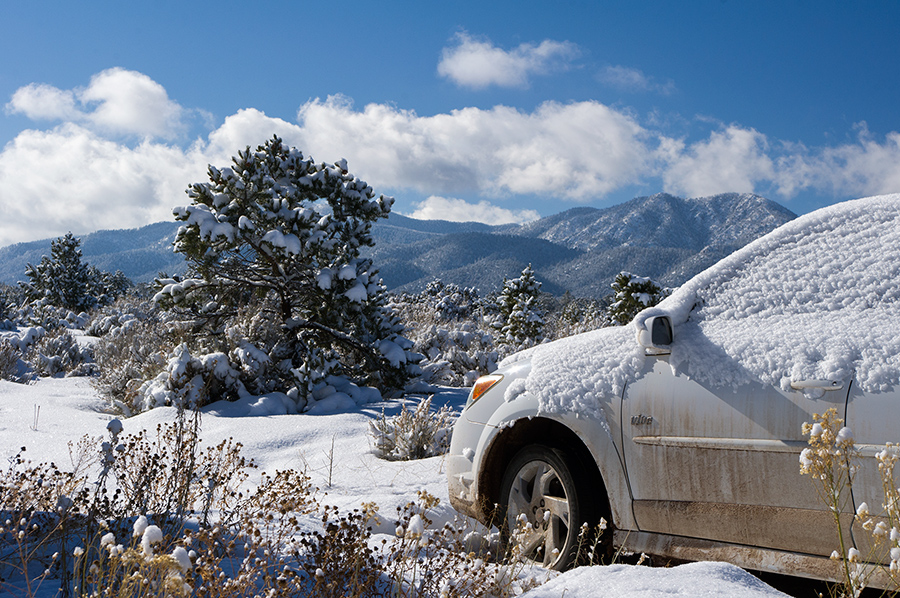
597 65 676 95
662 125 775 197
407 196 539 225
6 68 188 140
4 67 900 248
0 123 205 246
438 32 579 89
296 96 657 200
775 125 900 198
6 84 79 120
661 122 900 200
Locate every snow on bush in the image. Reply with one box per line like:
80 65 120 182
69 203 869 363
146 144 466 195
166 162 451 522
416 324 499 387
0 339 19 381
26 327 95 378
130 344 245 412
370 397 456 461
391 281 499 387
542 294 612 341
20 232 130 313
0 285 17 329
607 271 668 325
84 296 156 338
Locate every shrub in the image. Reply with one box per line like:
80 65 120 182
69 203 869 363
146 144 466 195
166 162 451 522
370 397 455 461
0 339 21 381
91 304 195 415
25 327 94 378
493 265 544 357
19 233 130 313
130 344 246 412
542 294 612 341
0 409 556 598
801 408 900 595
415 324 499 387
391 283 499 387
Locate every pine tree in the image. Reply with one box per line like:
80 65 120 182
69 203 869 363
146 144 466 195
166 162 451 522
608 271 667 325
155 136 419 402
21 233 97 312
494 264 544 353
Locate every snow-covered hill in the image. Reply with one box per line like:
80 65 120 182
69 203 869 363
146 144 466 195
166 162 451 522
0 193 796 297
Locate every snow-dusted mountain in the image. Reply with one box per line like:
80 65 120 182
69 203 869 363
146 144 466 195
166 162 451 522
0 193 796 298
498 193 795 252
378 193 796 296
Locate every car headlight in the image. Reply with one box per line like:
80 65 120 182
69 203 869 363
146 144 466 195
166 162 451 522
466 374 503 409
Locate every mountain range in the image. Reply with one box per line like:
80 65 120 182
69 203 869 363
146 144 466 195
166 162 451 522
0 193 796 299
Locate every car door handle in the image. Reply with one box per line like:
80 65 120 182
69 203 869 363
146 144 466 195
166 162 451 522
789 379 844 391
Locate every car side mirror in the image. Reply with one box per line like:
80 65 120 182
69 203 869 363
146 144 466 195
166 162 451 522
638 315 673 355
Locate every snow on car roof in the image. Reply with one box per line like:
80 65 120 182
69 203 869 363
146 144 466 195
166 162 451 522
515 193 900 419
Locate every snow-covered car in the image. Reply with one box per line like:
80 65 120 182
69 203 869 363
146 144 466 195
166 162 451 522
447 194 900 585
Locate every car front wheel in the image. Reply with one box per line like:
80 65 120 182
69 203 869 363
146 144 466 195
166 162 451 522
499 445 595 569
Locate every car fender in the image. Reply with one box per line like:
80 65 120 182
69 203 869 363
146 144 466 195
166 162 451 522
473 388 637 532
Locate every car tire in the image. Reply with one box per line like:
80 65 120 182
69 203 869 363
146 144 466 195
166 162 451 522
499 444 601 570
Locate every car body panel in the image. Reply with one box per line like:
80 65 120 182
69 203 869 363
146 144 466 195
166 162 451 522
843 381 900 565
622 354 847 555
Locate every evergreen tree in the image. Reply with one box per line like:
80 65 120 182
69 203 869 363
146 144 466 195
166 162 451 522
608 271 667 325
494 264 544 352
155 136 419 401
21 233 97 312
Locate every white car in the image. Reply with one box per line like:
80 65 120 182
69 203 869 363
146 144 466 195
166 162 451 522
447 194 900 586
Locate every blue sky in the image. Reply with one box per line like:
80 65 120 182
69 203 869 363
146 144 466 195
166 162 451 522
1 0 899 246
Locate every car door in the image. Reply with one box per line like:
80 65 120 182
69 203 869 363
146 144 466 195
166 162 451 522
621 344 849 556
843 381 900 566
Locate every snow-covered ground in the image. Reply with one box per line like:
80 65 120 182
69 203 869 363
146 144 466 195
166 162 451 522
0 375 792 597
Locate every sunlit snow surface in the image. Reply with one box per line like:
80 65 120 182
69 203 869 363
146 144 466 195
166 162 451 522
512 193 900 419
519 562 789 597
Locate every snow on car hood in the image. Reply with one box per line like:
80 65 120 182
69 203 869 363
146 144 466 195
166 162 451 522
507 193 900 418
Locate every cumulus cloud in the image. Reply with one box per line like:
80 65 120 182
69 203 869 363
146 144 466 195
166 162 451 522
776 125 900 198
438 32 579 89
6 84 79 120
597 65 676 95
662 125 775 197
406 196 540 225
0 124 205 246
296 96 657 199
660 123 900 200
6 68 188 140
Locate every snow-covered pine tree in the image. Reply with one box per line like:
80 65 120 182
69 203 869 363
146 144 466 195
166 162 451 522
494 264 544 355
21 233 100 312
155 136 419 406
608 271 667 325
